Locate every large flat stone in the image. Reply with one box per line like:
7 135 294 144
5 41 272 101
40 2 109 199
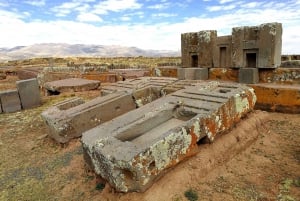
81 81 256 192
44 78 100 94
0 90 22 113
16 78 41 109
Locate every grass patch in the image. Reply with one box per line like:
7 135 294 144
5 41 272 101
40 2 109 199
184 188 198 201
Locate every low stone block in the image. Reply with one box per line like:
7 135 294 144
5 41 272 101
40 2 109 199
177 68 208 80
250 83 300 113
82 81 256 192
239 68 259 84
16 78 41 109
0 90 22 113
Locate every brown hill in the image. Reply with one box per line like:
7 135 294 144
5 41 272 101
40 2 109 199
0 43 180 61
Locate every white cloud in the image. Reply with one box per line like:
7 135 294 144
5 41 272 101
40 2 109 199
93 0 142 14
120 16 131 21
147 2 171 10
152 13 177 17
207 4 236 11
51 2 82 16
0 0 299 54
219 0 235 4
76 13 102 22
24 0 46 7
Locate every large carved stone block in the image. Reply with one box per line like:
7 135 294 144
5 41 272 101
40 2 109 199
81 81 256 192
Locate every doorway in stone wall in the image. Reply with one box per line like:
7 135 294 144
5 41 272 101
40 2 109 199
246 53 257 67
191 55 198 67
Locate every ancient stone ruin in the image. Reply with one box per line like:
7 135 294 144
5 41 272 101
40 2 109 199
37 21 300 193
81 81 256 192
0 78 41 113
180 22 282 83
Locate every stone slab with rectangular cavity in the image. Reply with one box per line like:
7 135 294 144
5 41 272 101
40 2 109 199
16 78 41 109
41 77 178 143
0 90 22 113
81 81 256 192
41 91 136 143
44 78 100 94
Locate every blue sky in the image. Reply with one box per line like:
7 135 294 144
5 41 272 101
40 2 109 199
0 0 300 53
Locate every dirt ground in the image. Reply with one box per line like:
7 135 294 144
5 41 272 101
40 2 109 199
0 76 299 201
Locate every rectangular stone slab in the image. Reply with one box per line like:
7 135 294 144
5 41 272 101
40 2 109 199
41 91 137 143
44 78 100 93
0 90 22 113
81 81 256 192
16 78 41 109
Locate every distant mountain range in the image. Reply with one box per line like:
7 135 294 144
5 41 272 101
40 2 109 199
0 43 180 61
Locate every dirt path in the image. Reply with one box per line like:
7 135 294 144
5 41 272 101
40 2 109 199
0 94 299 201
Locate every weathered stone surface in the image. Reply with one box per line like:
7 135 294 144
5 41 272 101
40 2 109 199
209 68 238 82
151 66 178 78
259 68 300 84
239 68 259 84
109 69 150 80
44 78 100 94
100 77 178 96
16 78 41 109
250 83 300 113
0 90 21 113
41 92 136 143
81 81 256 192
37 67 117 87
177 68 208 80
42 77 178 143
181 22 282 69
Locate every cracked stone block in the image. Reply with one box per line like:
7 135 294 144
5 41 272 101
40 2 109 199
81 81 256 192
238 68 259 84
44 78 100 94
0 90 22 113
16 78 41 109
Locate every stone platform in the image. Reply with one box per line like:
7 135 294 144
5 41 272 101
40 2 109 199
81 81 256 192
44 78 100 95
